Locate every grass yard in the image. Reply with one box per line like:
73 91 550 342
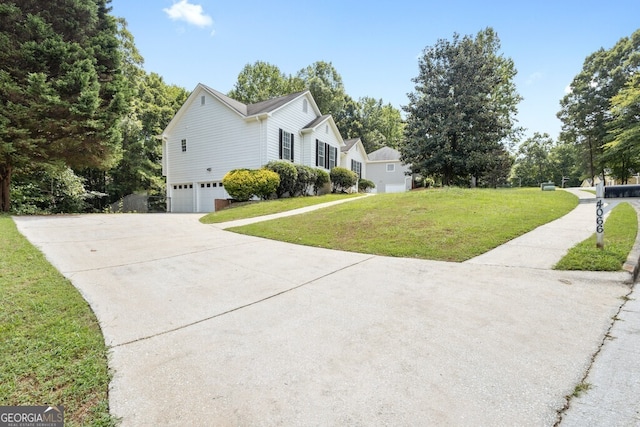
555 202 638 271
200 193 362 224
0 216 116 426
228 187 578 262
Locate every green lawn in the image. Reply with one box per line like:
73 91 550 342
555 202 638 271
228 187 578 262
200 193 362 224
0 216 116 427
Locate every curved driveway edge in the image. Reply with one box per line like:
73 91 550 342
13 203 630 426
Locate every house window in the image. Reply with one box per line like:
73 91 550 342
317 140 326 168
328 145 336 169
325 125 328 134
351 160 362 178
386 163 395 172
181 139 187 152
200 183 205 188
302 99 308 113
279 129 294 161
316 140 337 170
200 95 205 106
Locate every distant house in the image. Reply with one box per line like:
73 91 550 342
366 146 412 193
342 138 368 189
161 84 411 212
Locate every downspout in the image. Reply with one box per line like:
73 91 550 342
256 116 263 167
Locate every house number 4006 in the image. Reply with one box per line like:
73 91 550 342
596 199 604 233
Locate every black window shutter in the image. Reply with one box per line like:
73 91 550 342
279 129 283 159
351 159 354 170
291 134 294 161
315 139 319 166
325 144 329 169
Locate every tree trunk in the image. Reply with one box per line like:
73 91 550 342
0 163 12 212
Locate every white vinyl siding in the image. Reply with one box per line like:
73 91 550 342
164 88 261 185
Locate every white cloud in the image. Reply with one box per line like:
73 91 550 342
163 0 213 28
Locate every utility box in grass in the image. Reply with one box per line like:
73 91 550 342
540 182 555 191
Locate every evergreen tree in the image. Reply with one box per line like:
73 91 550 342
0 0 127 211
402 28 521 186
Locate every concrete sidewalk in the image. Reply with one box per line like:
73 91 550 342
11 189 638 426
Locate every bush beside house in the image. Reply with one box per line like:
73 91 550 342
330 167 358 193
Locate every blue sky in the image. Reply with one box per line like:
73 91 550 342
110 0 639 142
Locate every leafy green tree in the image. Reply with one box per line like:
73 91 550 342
227 61 303 104
512 133 555 186
548 143 582 187
0 0 127 212
108 72 188 203
402 28 521 186
558 29 640 184
604 72 640 183
296 61 346 116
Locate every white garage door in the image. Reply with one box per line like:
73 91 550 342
385 183 406 193
171 183 194 212
197 182 227 213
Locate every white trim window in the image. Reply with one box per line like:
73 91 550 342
181 139 187 152
316 140 325 168
328 145 336 169
351 160 362 178
386 163 395 172
279 129 294 161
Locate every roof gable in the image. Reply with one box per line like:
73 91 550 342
368 146 401 161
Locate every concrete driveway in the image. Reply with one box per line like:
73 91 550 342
14 212 630 426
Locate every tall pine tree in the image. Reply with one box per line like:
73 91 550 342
0 0 127 211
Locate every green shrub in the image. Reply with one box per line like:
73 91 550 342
265 160 298 198
330 167 358 193
314 168 330 195
253 168 280 200
10 166 89 214
358 178 375 192
292 165 316 196
222 169 255 202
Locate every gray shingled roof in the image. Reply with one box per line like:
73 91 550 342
201 84 308 117
342 138 360 152
248 91 308 115
302 114 331 130
368 146 401 161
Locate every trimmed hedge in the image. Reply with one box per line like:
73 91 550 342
330 167 358 193
265 160 298 198
358 178 375 192
222 168 280 201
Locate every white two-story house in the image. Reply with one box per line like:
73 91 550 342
162 84 350 212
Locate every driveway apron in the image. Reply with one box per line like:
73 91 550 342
13 209 629 426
